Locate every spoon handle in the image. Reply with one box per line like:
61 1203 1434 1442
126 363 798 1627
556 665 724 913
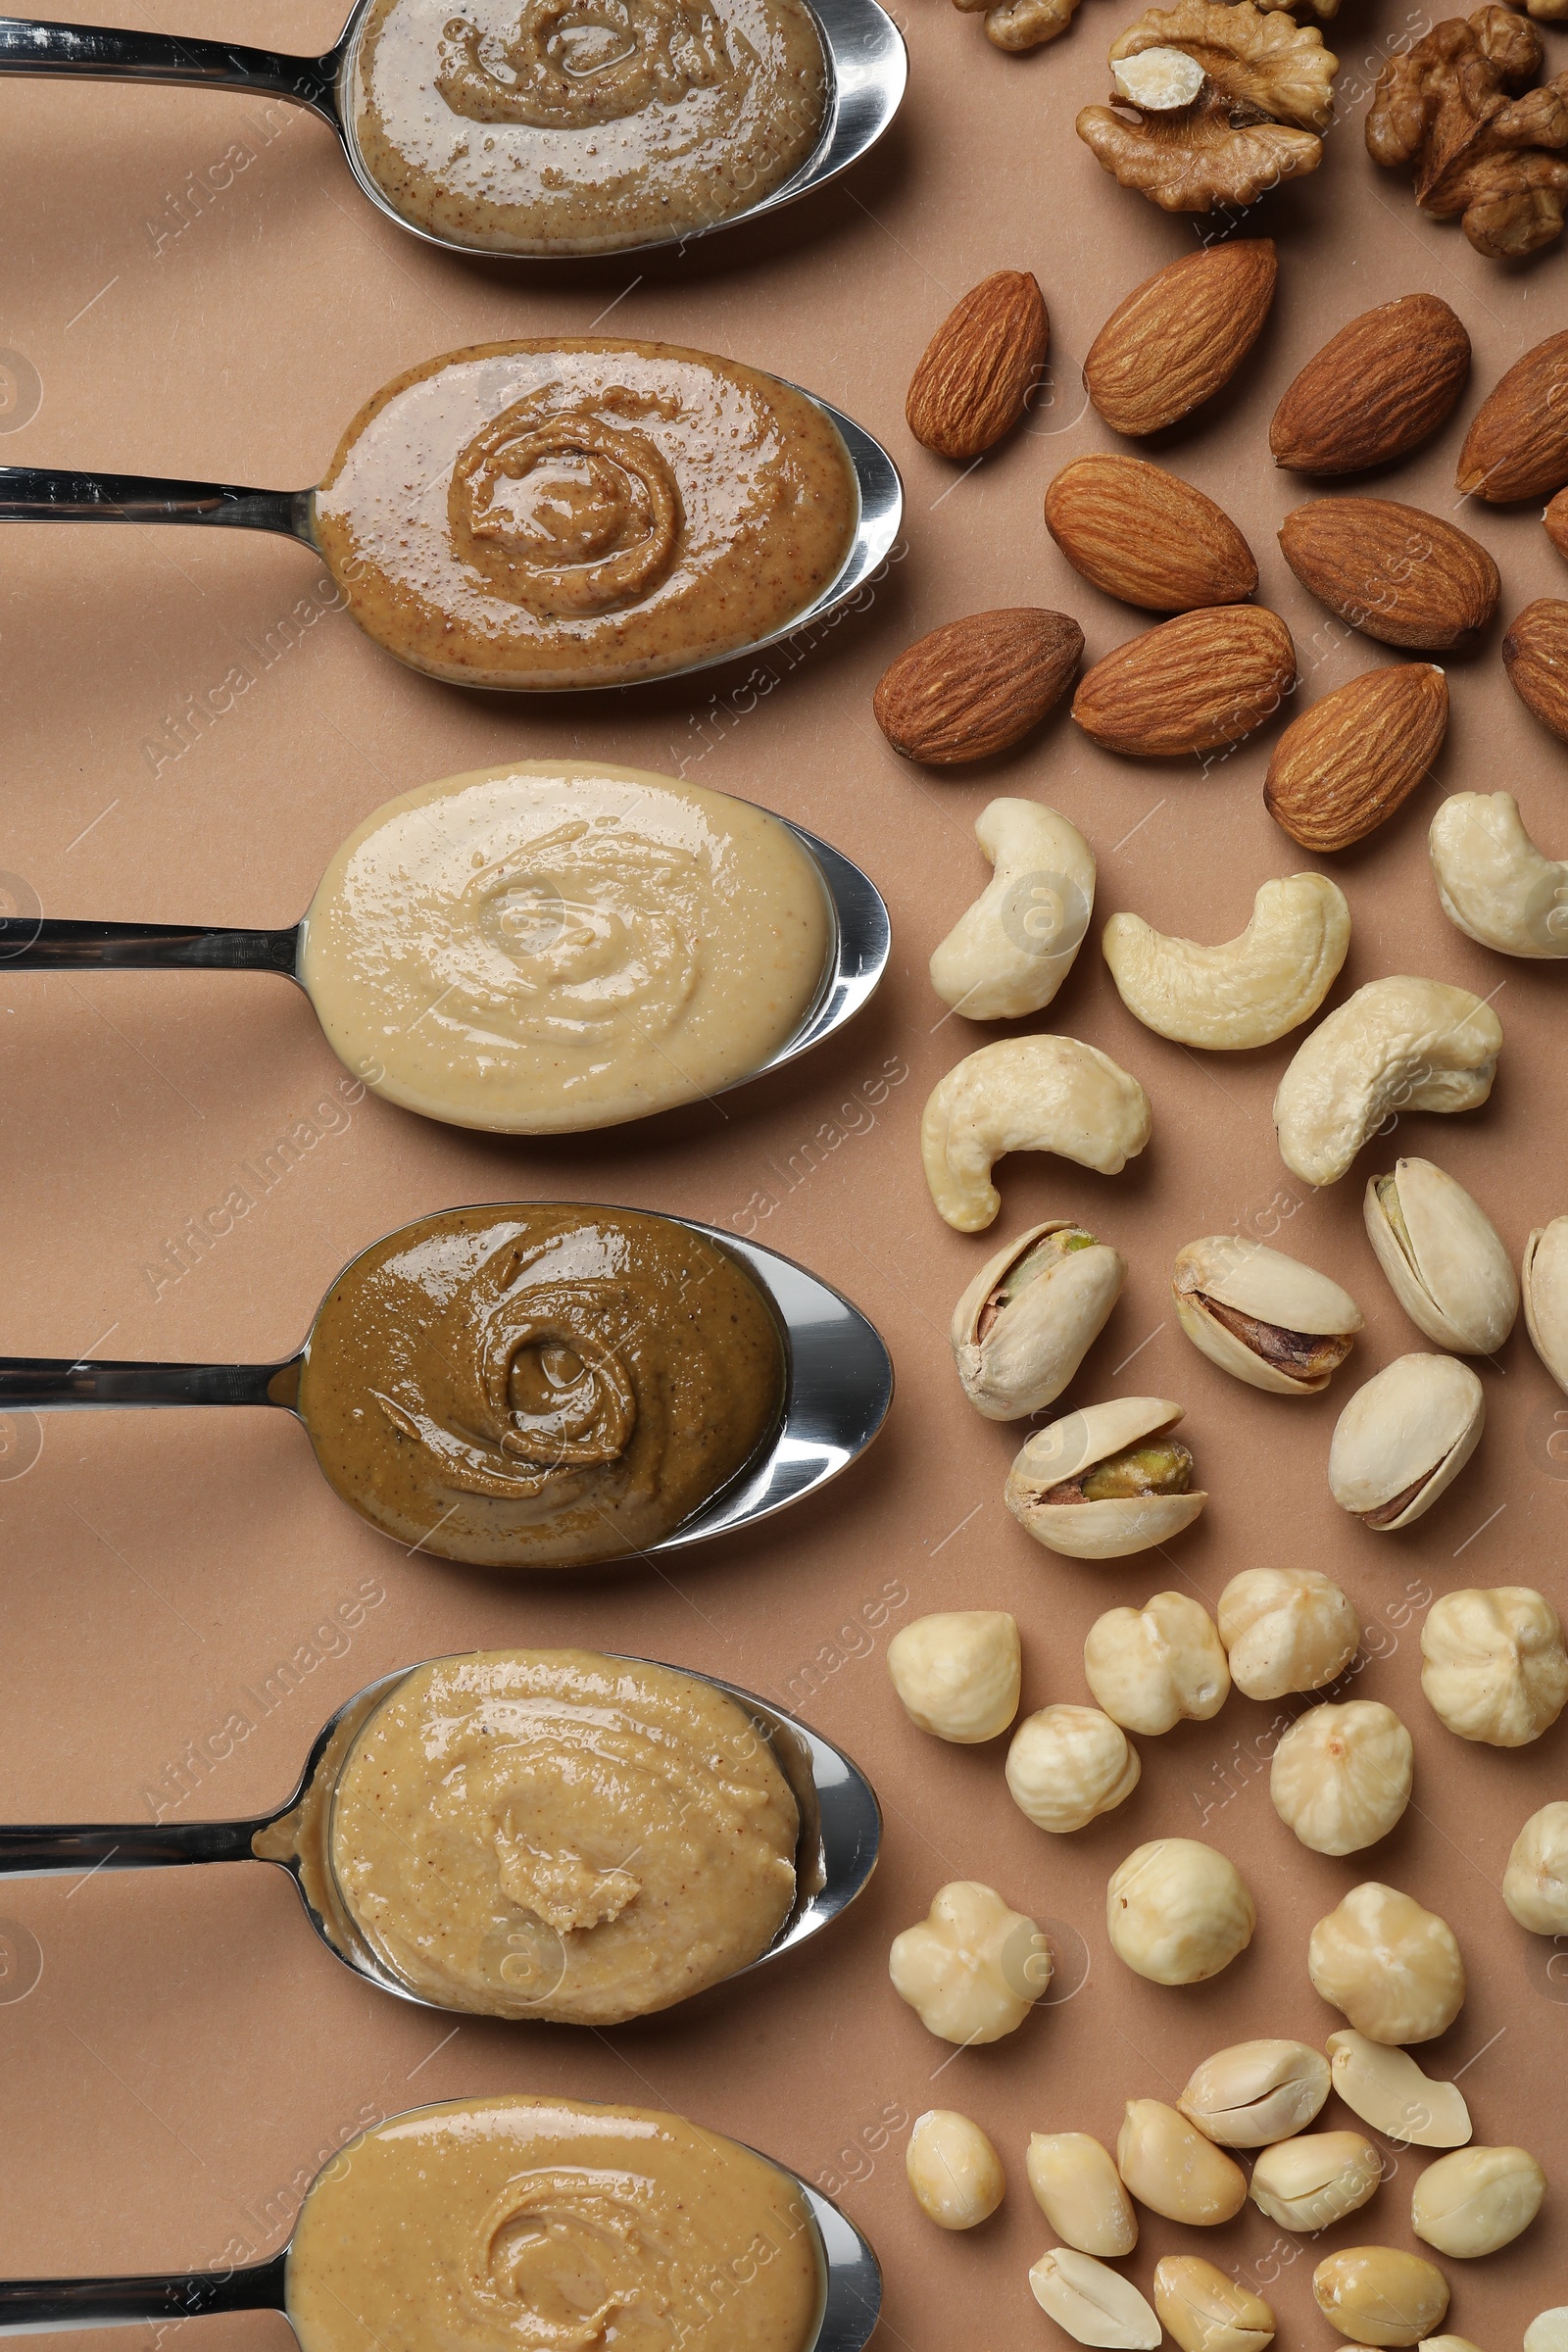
0 1820 265 1875
0 1357 300 1408
0 918 302 977
0 17 338 119
0 467 313 542
0 2251 287 2332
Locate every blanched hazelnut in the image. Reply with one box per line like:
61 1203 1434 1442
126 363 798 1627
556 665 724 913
1327 2031 1472 2149
1420 1585 1568 1747
1504 1800 1568 1933
887 1610 1021 1742
1006 1703 1141 1834
1411 2142 1546 2258
1026 2132 1137 2256
1116 2099 1248 2225
1029 2247 1160 2350
1152 2258 1274 2352
1250 2129 1384 2230
889 1880 1052 2043
1084 1590 1230 1735
1218 1565 1361 1699
1178 2038 1331 2147
1308 1882 1465 2045
1107 1838 1255 1984
1527 2313 1568 2352
1312 2247 1449 2347
905 2108 1004 2229
1269 1699 1413 1855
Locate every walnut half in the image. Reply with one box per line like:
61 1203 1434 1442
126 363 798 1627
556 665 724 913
1367 5 1568 258
952 0 1087 55
1077 0 1338 213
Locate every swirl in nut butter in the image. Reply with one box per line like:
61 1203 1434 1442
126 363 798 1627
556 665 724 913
310 340 858 688
349 0 826 255
285 2094 824 2352
295 1204 785 1566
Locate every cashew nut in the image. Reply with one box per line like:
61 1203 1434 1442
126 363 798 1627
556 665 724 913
931 799 1097 1021
1103 873 1349 1049
1273 976 1503 1187
921 1035 1152 1232
1429 791 1568 957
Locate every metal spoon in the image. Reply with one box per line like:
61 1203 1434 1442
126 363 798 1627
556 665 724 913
0 0 906 263
0 2108 882 2352
0 381 901 694
0 1647 881 2018
0 1207 893 1565
0 809 889 1135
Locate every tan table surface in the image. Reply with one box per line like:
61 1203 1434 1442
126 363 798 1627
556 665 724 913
0 1 1565 2343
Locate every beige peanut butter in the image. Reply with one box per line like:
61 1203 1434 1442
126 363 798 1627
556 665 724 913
326 1648 799 2021
310 339 858 688
348 0 827 255
285 2094 825 2352
299 760 831 1132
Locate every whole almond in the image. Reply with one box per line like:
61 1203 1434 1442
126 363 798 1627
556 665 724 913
906 270 1048 462
1071 606 1297 758
1545 484 1568 561
1502 599 1568 743
1457 330 1568 502
1264 663 1449 850
1085 241 1277 438
1279 498 1500 650
873 607 1084 763
1045 456 1257 612
1270 294 1471 475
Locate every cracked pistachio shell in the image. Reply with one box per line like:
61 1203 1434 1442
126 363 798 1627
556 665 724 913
1504 1800 1568 1933
1218 1567 1361 1700
1173 1234 1362 1395
1420 1586 1568 1747
1107 1838 1255 1985
1363 1159 1518 1354
1026 2132 1138 2257
1250 2129 1384 2231
1524 1215 1568 1393
1153 2258 1275 2352
1308 1882 1465 2046
1179 2038 1331 2148
1412 2143 1546 2259
1273 976 1502 1190
1005 1396 1206 1559
951 1220 1126 1420
1029 2247 1160 2350
1006 1704 1141 1834
1269 1699 1414 1856
1328 1353 1484 1531
1312 2247 1449 2347
1084 1590 1229 1735
1116 2099 1249 2225
1327 2031 1472 2149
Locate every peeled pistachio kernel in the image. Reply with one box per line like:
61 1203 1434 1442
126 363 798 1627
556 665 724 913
1152 2256 1275 2352
1116 2098 1248 2226
951 1220 1126 1421
1269 1699 1414 1856
1172 1234 1362 1395
1006 1703 1141 1834
1526 2311 1568 2352
1420 1585 1568 1747
1363 1159 1518 1354
889 1880 1052 2044
1308 1883 1465 2046
1005 1396 1206 1558
1504 1800 1568 1933
887 1611 1021 1743
1107 1838 1255 1984
1411 2143 1546 2258
1313 2247 1449 2348
1250 2129 1384 2230
905 2108 1005 2230
1084 1590 1230 1736
1523 1216 1568 1394
1026 2132 1138 2257
1029 2246 1161 2351
1327 2032 1472 2149
1328 1351 1484 1532
1178 2038 1331 2148
1218 1566 1360 1699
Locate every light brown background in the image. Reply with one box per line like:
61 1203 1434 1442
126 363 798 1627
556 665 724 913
0 0 1565 2342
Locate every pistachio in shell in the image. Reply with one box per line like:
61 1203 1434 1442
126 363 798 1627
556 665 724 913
1005 1396 1206 1559
1523 1215 1568 1395
1363 1158 1518 1355
1328 1352 1484 1532
1173 1236 1362 1396
952 1221 1126 1421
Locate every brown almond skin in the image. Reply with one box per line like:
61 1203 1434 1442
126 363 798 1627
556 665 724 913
1045 456 1257 612
1457 330 1568 502
1264 663 1449 850
1279 498 1500 651
1503 600 1568 743
873 608 1084 764
1270 294 1471 475
906 270 1048 462
1071 606 1297 759
1546 485 1568 562
1085 241 1277 438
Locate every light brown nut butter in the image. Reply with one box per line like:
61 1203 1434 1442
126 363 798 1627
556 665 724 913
1116 2099 1248 2225
1179 2038 1331 2147
1312 2246 1449 2346
1420 1585 1568 1746
1269 1699 1414 1856
1108 1838 1255 1984
1308 1882 1465 2045
1327 2031 1472 2149
1250 2129 1384 2230
1504 1800 1568 1933
1218 1566 1360 1699
1411 2142 1546 2258
1152 2256 1274 2352
905 2109 1005 2230
1026 2132 1138 2256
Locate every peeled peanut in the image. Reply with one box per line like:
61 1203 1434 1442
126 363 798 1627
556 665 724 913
1178 2038 1331 2147
1030 2247 1160 2350
1116 2098 1248 2225
1411 2142 1546 2258
1250 2129 1384 2230
1312 2246 1449 2346
905 2108 1004 2230
1026 2132 1137 2256
1152 2258 1275 2352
